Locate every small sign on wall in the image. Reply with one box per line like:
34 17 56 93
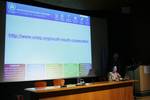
144 66 150 74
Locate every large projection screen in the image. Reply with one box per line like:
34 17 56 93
2 1 93 82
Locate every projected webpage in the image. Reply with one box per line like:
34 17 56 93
4 2 92 82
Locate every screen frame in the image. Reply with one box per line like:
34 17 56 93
0 0 96 83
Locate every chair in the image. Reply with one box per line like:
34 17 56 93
53 79 65 86
34 81 47 88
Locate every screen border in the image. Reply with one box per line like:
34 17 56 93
0 0 95 83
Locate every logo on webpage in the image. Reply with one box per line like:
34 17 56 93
8 3 16 11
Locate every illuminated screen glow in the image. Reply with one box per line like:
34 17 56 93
4 2 93 82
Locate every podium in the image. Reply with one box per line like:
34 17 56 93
24 80 136 100
131 65 150 96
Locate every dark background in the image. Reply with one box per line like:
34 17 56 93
1 0 150 99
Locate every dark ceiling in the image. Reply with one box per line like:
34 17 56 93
34 0 132 11
33 0 149 16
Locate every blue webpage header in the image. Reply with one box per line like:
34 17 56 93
6 2 90 26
